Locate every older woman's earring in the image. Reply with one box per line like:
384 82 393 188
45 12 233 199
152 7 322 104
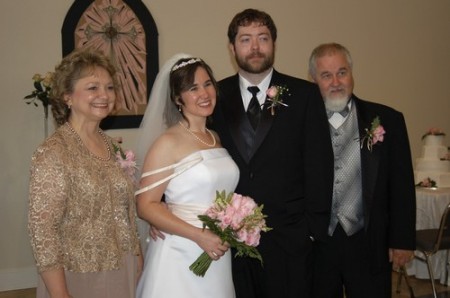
178 105 182 112
67 104 71 110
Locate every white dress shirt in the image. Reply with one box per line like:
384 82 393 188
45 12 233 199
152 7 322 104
238 69 273 111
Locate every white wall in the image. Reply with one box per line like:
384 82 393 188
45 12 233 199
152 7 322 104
1 0 449 290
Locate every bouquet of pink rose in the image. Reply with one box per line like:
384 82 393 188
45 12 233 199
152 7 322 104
189 190 271 277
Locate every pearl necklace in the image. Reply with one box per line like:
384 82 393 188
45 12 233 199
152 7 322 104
66 122 111 161
179 121 216 147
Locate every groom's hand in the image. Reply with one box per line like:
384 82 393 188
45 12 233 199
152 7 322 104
149 224 165 240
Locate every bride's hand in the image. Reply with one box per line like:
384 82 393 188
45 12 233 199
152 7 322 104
196 229 229 260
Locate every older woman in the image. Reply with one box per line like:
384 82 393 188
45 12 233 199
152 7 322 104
28 49 142 298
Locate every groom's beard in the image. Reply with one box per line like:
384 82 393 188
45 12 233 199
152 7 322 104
236 52 274 74
324 96 350 112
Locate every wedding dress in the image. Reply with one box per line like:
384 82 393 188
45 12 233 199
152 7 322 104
136 148 239 298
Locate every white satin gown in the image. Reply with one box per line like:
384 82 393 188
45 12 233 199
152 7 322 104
136 148 239 298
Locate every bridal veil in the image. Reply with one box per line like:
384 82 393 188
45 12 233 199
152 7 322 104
135 53 193 251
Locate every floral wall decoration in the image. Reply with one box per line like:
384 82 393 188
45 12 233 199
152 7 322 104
62 0 159 129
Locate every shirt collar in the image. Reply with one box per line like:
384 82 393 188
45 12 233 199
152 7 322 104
239 69 273 108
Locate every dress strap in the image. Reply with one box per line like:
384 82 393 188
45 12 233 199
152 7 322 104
135 154 202 196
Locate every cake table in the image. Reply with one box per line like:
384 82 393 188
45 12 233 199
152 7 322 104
406 187 450 285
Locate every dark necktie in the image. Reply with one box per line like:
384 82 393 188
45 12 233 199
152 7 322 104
247 86 261 130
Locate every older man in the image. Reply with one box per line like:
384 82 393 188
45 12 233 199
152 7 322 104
306 42 416 298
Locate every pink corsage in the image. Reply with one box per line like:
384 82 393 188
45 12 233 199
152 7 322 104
265 85 289 115
113 143 138 183
359 116 385 152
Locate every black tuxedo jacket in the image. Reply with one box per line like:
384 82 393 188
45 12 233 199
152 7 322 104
213 70 323 257
305 95 416 272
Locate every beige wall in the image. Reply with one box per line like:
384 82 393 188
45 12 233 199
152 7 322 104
1 0 449 290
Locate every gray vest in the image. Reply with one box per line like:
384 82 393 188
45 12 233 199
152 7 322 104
328 104 364 236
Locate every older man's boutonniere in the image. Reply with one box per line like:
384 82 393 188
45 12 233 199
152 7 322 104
264 85 289 115
359 116 385 152
112 143 138 183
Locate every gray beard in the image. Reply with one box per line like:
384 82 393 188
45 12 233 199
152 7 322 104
324 96 350 112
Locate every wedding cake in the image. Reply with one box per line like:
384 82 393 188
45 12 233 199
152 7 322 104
414 132 450 188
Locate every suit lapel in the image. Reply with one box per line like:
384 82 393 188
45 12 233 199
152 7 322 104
247 71 286 159
355 98 380 227
222 72 283 163
221 76 253 163
248 100 274 159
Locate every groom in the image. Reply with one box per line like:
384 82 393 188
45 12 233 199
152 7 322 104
212 9 324 298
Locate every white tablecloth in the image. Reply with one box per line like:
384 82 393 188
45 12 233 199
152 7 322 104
406 187 450 284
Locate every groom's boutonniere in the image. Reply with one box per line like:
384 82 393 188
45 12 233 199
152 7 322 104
359 116 385 152
265 85 289 115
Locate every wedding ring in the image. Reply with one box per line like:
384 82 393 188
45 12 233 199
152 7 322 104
211 251 218 257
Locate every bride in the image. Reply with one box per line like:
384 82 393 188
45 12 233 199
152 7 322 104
135 54 239 297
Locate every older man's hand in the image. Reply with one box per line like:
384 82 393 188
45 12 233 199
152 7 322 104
389 248 414 270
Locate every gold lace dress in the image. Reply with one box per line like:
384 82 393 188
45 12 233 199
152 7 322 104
28 123 140 298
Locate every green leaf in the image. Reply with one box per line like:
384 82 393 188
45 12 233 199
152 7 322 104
34 81 43 92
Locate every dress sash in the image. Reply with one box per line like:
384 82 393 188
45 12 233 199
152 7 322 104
168 203 209 226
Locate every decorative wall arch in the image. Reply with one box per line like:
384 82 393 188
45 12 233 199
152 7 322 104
62 0 158 129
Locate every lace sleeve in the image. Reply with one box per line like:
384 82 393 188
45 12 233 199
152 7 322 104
135 154 202 196
28 140 68 272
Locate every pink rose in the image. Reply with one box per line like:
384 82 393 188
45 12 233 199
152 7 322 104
236 228 261 246
229 194 258 229
266 86 278 98
125 149 135 161
114 147 137 182
245 229 261 246
205 207 219 219
232 194 257 217
372 125 385 145
219 206 237 229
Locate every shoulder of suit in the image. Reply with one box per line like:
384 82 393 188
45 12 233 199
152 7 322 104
273 70 313 85
354 96 403 117
218 74 238 85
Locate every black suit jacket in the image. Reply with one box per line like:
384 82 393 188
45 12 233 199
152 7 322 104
213 70 323 257
305 95 416 272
